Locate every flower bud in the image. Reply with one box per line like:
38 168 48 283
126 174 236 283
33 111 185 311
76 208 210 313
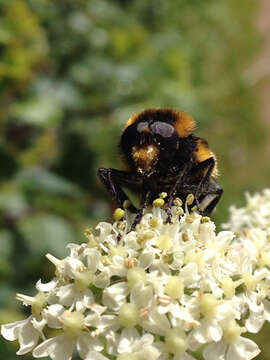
223 320 245 344
164 276 184 299
61 311 84 338
118 303 140 328
127 267 146 287
165 328 188 355
156 233 172 251
200 293 219 319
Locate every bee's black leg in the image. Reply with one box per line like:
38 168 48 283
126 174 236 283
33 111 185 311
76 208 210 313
194 198 201 212
98 168 138 213
130 190 151 231
166 164 192 223
194 157 216 199
181 157 217 216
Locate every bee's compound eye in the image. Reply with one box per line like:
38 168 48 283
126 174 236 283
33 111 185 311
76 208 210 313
150 121 175 138
136 122 149 133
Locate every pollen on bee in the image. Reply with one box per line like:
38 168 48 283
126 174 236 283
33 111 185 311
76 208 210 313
132 144 159 173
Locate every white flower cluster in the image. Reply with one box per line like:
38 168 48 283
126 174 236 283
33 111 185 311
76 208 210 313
2 194 270 360
223 188 270 232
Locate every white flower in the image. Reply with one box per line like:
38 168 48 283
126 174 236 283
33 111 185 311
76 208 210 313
116 328 160 359
189 295 240 348
157 326 197 360
33 311 103 360
223 189 270 231
85 352 110 360
33 332 103 360
56 283 95 311
141 306 171 335
202 319 260 360
203 336 260 360
238 290 270 333
1 315 46 355
42 304 65 328
84 310 119 335
2 192 270 360
102 282 129 311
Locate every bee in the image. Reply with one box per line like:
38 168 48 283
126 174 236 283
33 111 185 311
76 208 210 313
98 108 223 230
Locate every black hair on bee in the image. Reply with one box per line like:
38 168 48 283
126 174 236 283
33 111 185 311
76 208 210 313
99 108 223 230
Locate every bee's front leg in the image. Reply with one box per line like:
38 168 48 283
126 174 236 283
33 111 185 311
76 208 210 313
193 157 216 200
98 168 138 213
130 190 151 231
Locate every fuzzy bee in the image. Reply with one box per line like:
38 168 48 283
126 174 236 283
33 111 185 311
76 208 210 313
99 108 223 229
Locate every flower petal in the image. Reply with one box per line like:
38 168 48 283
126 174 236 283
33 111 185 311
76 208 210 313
1 316 41 355
42 304 65 328
36 279 58 292
202 341 227 360
226 337 260 360
141 308 170 336
102 282 129 311
130 282 153 308
56 284 76 307
1 318 29 341
33 335 74 360
77 332 103 358
245 310 265 333
118 328 139 353
192 319 222 344
175 353 197 360
85 351 110 360
17 318 40 355
84 248 101 272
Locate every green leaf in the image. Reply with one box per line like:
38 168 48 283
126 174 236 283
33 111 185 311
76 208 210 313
0 191 28 217
0 230 13 257
15 167 81 196
17 214 75 257
10 94 62 127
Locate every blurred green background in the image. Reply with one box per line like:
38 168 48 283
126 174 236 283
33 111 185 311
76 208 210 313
0 0 270 359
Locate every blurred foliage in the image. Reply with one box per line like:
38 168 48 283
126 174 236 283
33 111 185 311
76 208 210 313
0 0 269 359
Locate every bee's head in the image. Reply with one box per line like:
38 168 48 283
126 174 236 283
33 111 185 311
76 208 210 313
121 109 195 175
